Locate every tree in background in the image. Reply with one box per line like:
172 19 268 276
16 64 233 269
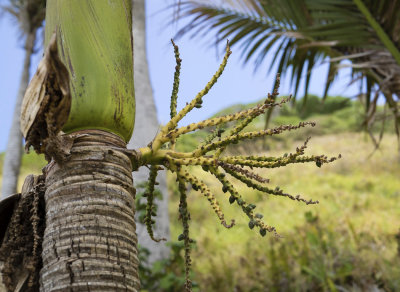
175 0 400 149
1 0 45 198
130 0 170 264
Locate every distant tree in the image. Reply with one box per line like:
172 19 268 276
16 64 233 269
174 0 400 148
130 0 171 265
1 0 45 198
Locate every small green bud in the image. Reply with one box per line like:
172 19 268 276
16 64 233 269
316 160 322 167
248 220 255 229
248 204 256 210
202 165 209 171
192 184 199 191
229 195 236 204
178 234 185 241
222 185 229 193
283 153 288 157
237 198 244 206
260 229 267 237
255 213 263 219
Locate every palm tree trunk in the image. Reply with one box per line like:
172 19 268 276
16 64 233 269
41 130 139 291
38 1 140 290
1 29 36 199
130 0 170 264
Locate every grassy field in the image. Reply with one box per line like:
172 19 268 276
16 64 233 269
168 132 400 291
0 150 47 191
1 97 399 291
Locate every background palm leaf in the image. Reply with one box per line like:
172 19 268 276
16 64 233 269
174 0 400 147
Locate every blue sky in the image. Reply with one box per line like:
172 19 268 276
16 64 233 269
0 1 359 152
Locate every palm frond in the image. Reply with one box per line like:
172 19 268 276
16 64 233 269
174 0 400 146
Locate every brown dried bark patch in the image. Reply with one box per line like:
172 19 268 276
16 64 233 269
20 33 72 163
0 174 46 292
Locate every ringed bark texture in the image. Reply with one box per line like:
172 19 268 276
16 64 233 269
41 130 139 291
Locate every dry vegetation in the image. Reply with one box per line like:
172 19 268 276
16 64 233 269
168 133 400 291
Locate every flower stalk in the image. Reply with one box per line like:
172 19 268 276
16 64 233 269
128 40 341 291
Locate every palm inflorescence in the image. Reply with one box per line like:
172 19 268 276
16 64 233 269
134 40 340 291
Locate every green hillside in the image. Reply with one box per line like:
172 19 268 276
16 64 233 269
175 95 392 153
0 150 46 191
169 132 400 291
168 96 400 291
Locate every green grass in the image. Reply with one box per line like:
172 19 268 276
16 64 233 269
0 150 46 192
168 133 400 291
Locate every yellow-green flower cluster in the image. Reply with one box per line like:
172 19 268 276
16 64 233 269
179 168 234 229
177 174 192 291
144 165 165 242
130 41 340 292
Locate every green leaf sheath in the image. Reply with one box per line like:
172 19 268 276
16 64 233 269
45 0 135 142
